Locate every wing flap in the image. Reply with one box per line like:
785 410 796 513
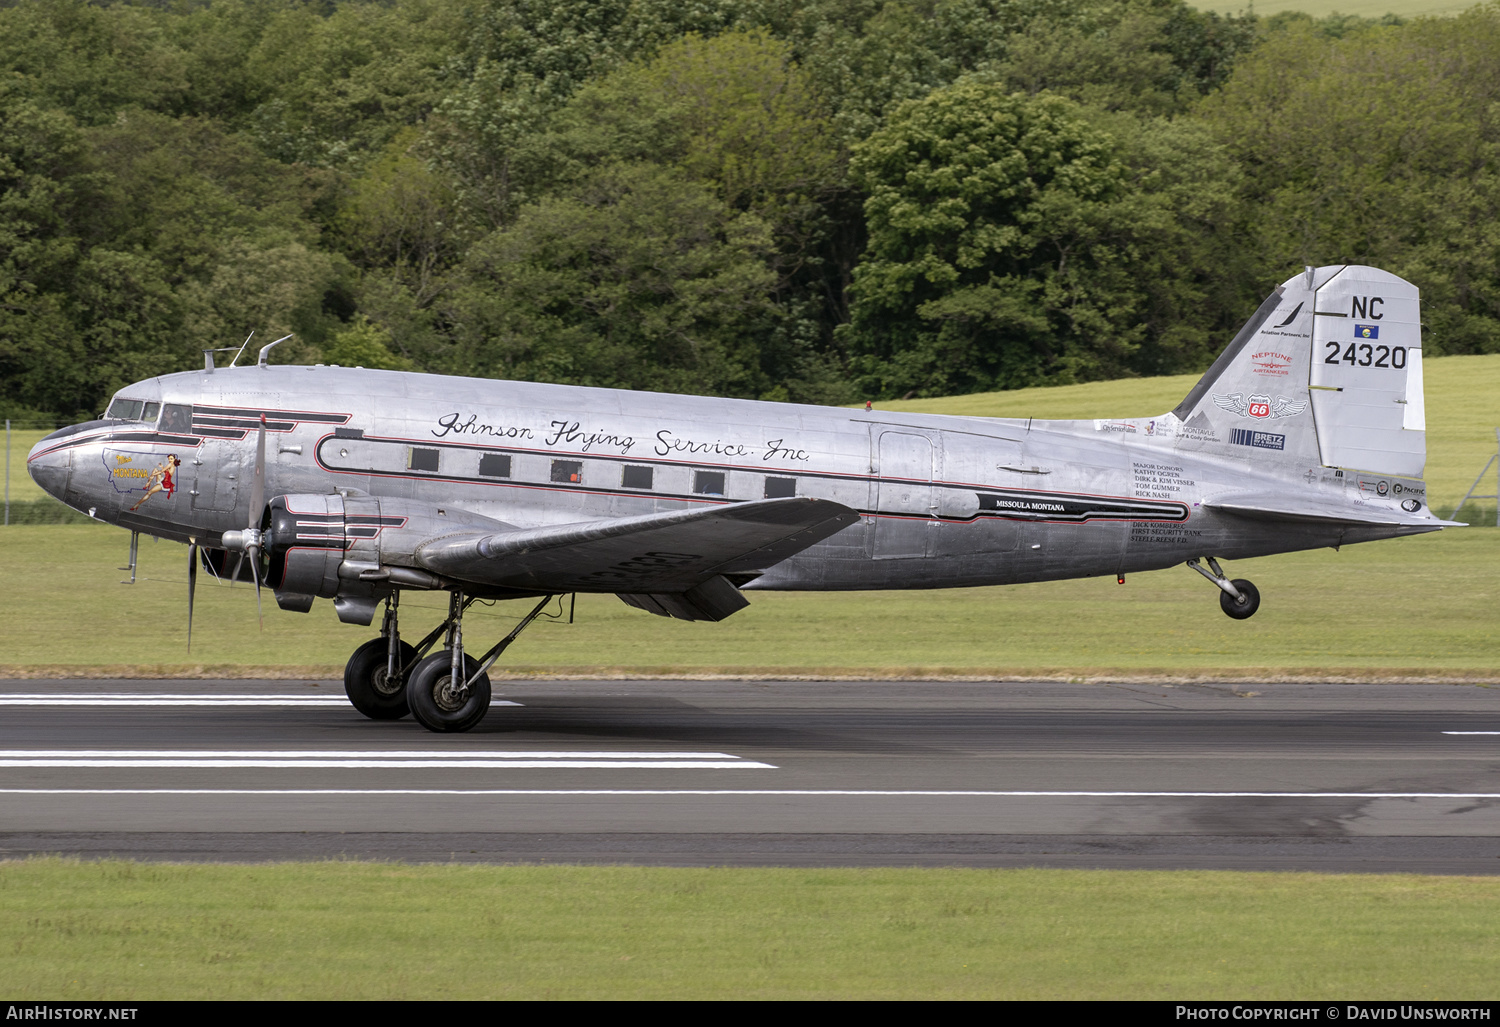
415 497 860 593
617 576 750 622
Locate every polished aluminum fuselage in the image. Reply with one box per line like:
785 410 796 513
29 365 1426 591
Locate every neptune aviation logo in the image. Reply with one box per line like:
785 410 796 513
1355 324 1380 339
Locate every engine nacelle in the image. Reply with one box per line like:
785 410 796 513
255 493 464 599
265 494 346 597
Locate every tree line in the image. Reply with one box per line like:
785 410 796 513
3 0 1497 421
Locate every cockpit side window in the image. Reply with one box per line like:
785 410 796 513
107 398 143 421
160 404 193 434
106 398 163 423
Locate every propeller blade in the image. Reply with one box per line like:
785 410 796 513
249 543 264 632
187 542 198 653
248 413 266 530
245 412 268 625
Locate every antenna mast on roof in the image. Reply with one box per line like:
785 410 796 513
229 331 255 368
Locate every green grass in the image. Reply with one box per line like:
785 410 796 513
1191 0 1479 18
2 427 54 505
2 860 1497 999
2 498 96 524
1 520 1495 679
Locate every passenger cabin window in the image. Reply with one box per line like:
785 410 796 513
693 470 726 495
621 465 653 489
409 447 440 472
478 453 512 478
160 404 192 434
764 476 796 498
551 460 582 484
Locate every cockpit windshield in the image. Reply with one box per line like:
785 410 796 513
106 398 161 423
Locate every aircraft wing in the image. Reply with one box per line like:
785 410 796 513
1202 493 1462 529
413 497 860 618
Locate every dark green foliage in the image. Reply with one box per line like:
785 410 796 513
841 84 1239 396
1197 8 1500 357
2 0 1497 417
445 162 778 396
0 0 194 126
0 99 346 419
0 98 99 419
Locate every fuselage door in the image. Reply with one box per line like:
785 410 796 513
873 430 935 559
192 440 241 514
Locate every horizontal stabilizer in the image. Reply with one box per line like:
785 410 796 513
415 497 860 594
1203 493 1460 530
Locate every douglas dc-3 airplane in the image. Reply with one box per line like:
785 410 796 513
28 264 1454 732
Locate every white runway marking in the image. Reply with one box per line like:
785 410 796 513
0 749 775 770
0 693 522 707
1443 731 1500 735
0 789 1496 798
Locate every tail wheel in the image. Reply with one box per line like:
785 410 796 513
1219 579 1261 620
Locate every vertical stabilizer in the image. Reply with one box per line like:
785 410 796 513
1307 267 1424 477
1169 265 1426 479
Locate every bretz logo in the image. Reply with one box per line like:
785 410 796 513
1230 429 1285 451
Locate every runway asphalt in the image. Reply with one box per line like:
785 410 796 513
2 677 1498 872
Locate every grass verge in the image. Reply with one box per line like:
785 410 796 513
1191 0 1477 19
1 522 1495 679
1 860 1497 999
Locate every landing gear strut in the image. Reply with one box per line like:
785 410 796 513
405 591 556 733
1187 557 1261 620
343 592 419 720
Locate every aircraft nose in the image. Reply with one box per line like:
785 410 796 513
27 435 72 501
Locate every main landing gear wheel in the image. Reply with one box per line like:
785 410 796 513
1219 579 1260 620
407 651 491 733
344 638 419 720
